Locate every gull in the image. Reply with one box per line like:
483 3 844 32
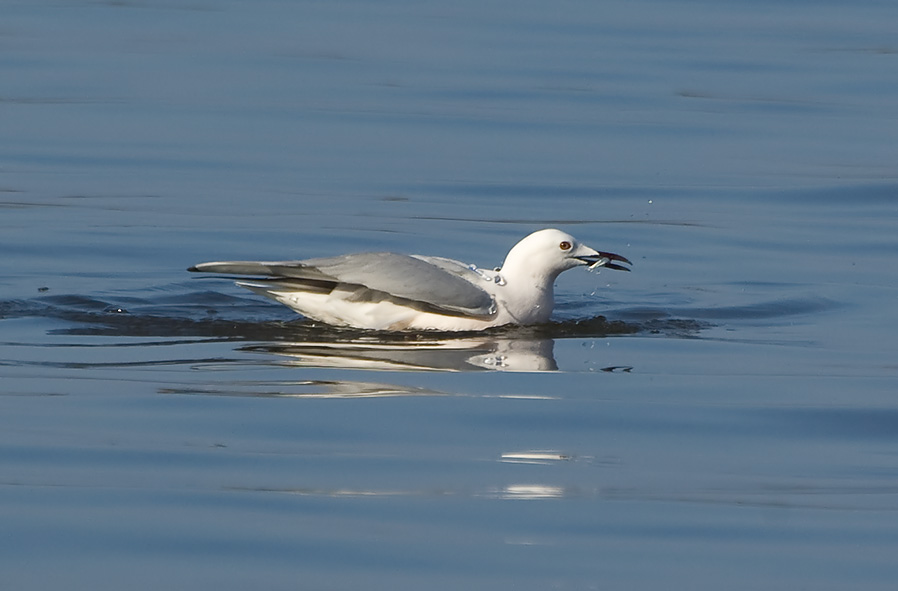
188 228 630 331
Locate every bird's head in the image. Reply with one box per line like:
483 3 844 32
501 229 631 281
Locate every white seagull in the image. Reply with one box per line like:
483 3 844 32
189 228 630 331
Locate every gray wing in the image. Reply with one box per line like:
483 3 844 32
189 252 495 317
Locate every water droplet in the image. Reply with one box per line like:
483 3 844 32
484 355 508 367
494 275 506 286
468 265 498 283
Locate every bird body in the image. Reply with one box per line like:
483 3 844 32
189 229 630 331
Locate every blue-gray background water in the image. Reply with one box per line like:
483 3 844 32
2 1 897 589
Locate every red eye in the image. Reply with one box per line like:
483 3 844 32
559 241 572 251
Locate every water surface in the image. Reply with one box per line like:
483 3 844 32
2 1 898 589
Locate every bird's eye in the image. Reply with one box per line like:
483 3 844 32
559 241 572 251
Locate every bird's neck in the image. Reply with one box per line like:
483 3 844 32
497 263 559 324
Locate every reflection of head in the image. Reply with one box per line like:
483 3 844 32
466 338 557 372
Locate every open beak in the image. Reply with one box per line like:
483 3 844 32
575 250 632 272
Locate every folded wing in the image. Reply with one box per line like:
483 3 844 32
189 252 495 318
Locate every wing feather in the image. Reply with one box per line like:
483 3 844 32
189 252 494 317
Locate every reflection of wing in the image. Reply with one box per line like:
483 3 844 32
163 380 447 399
190 253 494 317
242 337 558 373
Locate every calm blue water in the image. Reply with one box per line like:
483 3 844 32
2 1 898 589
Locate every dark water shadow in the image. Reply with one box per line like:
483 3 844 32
2 293 657 372
2 288 836 373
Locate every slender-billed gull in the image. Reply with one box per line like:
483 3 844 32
188 228 630 331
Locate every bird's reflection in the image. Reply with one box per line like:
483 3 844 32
241 334 559 372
